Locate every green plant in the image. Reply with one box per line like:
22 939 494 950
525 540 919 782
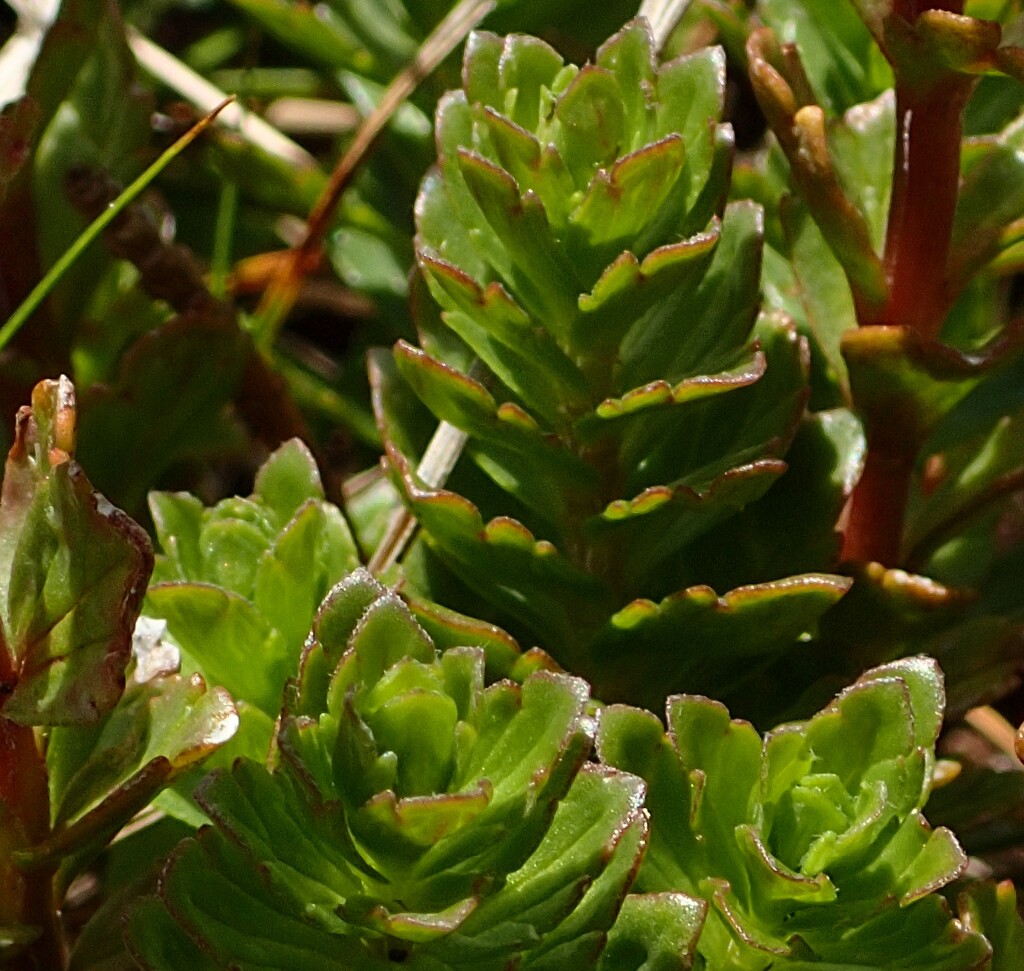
0 379 232 965
371 5 1024 727
373 17 852 714
3 0 1024 968
599 656 987 968
127 568 705 969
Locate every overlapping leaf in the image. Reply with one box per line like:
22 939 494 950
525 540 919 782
374 17 860 707
758 0 893 113
960 880 1024 970
129 569 703 969
0 377 153 726
598 657 992 969
46 621 235 830
144 438 360 717
951 108 1024 286
36 617 237 888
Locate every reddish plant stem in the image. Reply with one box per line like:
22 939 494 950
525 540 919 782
841 448 918 565
878 81 971 339
0 717 64 970
841 18 971 565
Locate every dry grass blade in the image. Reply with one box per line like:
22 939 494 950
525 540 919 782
638 0 694 50
966 706 1024 767
127 27 314 169
368 422 468 575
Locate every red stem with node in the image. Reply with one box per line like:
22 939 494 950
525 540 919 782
840 0 973 565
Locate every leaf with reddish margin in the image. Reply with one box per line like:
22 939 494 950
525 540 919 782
0 378 153 726
47 664 238 830
588 573 851 709
960 880 1024 970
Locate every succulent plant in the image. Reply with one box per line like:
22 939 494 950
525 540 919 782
7 2 1024 968
143 439 361 719
127 568 704 969
0 379 233 966
597 656 992 969
371 17 861 714
366 2 1024 732
736 0 1024 722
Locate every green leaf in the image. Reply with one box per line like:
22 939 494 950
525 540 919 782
618 201 765 391
126 897 223 971
598 893 707 971
402 589 522 681
0 378 153 726
76 310 248 515
960 880 1024 970
572 222 721 360
253 499 362 651
456 149 582 333
253 436 326 521
392 340 595 525
840 326 989 452
776 196 857 395
950 109 1024 286
598 660 988 969
145 583 288 717
414 256 590 429
586 460 788 590
647 50 727 228
594 19 658 142
906 406 1024 567
386 443 612 651
620 314 809 498
552 65 627 185
588 574 851 709
567 135 688 276
133 572 671 967
145 439 360 716
684 409 865 589
456 765 648 965
148 492 205 585
0 0 105 201
33 12 152 336
223 0 372 74
827 91 895 253
760 0 893 112
134 832 390 970
47 647 237 829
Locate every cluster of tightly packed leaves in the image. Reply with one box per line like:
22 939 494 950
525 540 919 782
599 657 991 969
127 567 705 970
144 439 361 721
113 429 1002 971
6 1 1024 968
366 0 1024 734
122 485 990 968
372 18 859 713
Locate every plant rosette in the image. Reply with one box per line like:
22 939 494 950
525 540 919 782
128 568 705 969
598 656 992 969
